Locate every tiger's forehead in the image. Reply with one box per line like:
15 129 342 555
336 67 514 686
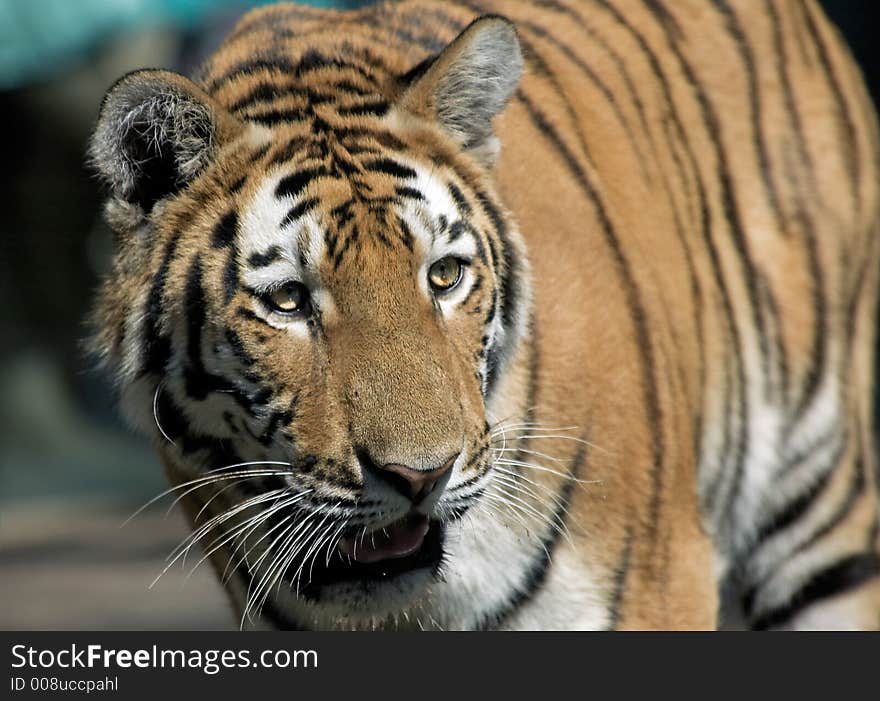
236 147 479 288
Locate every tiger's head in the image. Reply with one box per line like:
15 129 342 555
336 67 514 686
90 15 531 626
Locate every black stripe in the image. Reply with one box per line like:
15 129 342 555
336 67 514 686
247 144 270 165
258 409 290 446
800 0 861 213
447 181 471 216
276 167 325 200
335 99 390 117
362 158 417 180
763 0 817 192
519 17 648 175
759 267 789 405
207 57 299 91
395 186 425 202
606 526 635 630
224 328 255 366
751 553 880 630
229 176 247 195
748 444 840 552
796 453 867 556
447 220 470 243
268 137 310 167
778 421 843 479
460 271 484 309
358 13 449 54
742 435 848 615
211 210 238 249
396 215 415 252
766 2 827 419
791 213 827 420
222 247 240 305
282 197 320 226
248 246 283 269
543 0 664 175
473 188 517 399
243 108 310 126
225 4 322 42
228 83 292 113
328 79 376 97
473 191 517 329
182 256 225 401
139 233 181 377
712 0 784 231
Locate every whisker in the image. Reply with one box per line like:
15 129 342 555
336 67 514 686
164 471 291 517
492 472 560 513
242 514 311 626
491 423 580 435
486 481 573 547
225 491 317 578
180 488 294 567
493 457 602 485
152 382 176 446
122 462 292 526
190 490 314 581
493 465 563 498
241 503 334 625
150 488 297 588
293 504 339 588
491 445 566 464
478 494 549 557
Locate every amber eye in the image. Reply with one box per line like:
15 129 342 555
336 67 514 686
428 257 464 293
263 281 311 316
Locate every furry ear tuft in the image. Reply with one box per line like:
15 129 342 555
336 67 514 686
90 70 223 212
398 16 523 167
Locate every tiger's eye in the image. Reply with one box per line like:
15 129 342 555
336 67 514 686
428 257 464 292
264 281 310 315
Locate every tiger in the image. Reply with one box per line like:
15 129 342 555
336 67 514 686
88 0 880 630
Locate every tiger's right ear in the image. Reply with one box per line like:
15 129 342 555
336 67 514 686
90 69 240 213
396 16 523 167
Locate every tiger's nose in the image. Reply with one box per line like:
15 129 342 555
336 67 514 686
358 450 458 503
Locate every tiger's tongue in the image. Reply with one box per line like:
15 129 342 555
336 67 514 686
338 515 430 564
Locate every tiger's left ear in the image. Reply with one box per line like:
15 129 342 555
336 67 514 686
397 15 523 167
89 69 241 216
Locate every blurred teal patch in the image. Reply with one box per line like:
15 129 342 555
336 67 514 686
0 0 373 89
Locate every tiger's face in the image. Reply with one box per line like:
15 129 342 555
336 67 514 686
175 133 505 612
91 18 528 624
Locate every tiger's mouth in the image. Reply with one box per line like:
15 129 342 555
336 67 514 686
298 514 446 597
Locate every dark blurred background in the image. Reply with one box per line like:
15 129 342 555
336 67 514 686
0 1 875 629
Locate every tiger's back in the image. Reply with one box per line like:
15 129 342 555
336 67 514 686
90 0 880 629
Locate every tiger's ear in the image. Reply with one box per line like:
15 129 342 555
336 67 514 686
397 15 523 167
90 69 238 213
